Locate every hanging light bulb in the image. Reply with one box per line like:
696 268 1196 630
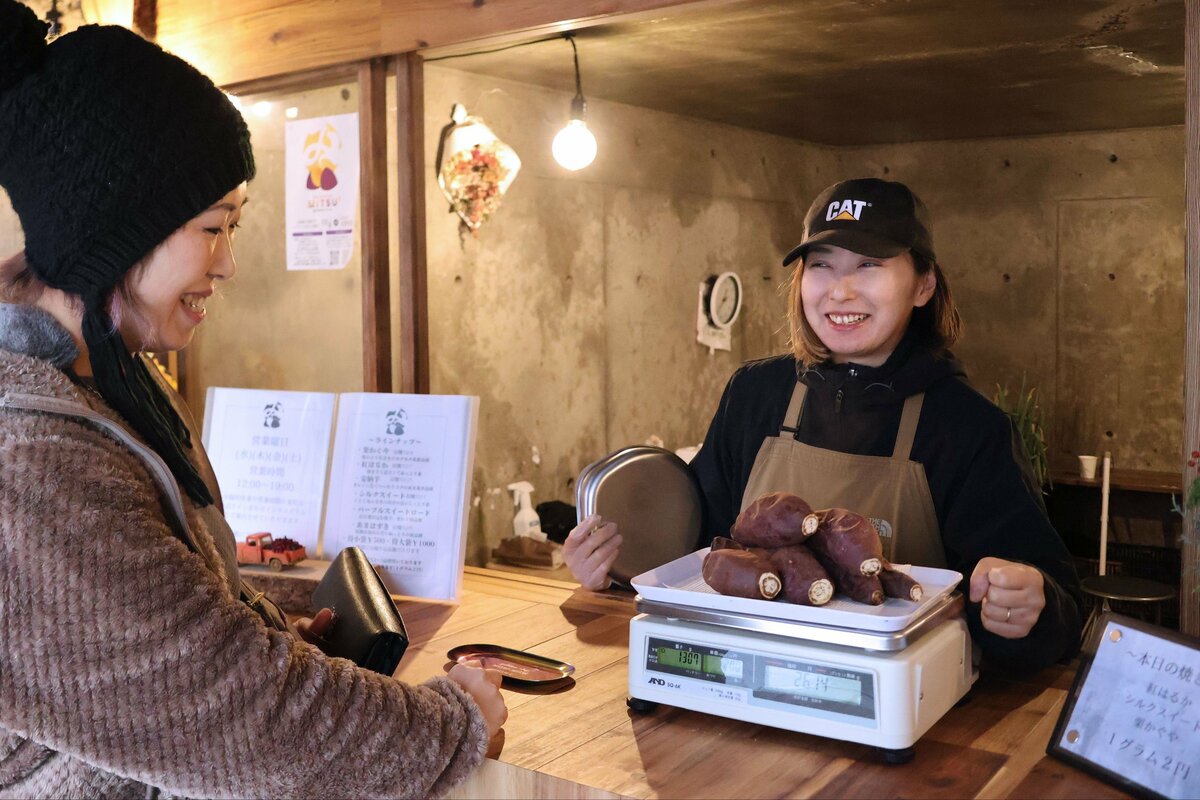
552 34 597 171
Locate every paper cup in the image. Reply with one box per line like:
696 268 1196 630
1078 455 1098 480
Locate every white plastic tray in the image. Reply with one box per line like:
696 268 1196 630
631 548 963 632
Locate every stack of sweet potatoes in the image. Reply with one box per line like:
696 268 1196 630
701 491 924 606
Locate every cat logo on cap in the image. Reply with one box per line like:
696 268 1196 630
825 199 871 222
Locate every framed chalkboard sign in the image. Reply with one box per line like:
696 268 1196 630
1048 612 1200 800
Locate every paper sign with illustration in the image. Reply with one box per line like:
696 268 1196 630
322 393 479 601
202 388 338 553
285 112 360 270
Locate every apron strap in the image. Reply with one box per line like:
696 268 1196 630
780 379 807 435
892 393 925 459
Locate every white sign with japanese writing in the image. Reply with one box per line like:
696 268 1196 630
202 388 337 554
1051 614 1200 799
321 393 479 601
284 112 359 271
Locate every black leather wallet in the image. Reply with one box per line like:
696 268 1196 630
311 547 409 675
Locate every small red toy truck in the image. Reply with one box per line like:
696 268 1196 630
236 532 307 571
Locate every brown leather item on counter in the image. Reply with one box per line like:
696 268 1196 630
492 536 563 568
312 547 409 676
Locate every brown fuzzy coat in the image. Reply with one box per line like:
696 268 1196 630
0 307 488 799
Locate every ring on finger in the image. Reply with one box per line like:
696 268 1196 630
1005 607 1012 623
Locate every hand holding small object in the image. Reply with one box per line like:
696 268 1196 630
294 607 336 645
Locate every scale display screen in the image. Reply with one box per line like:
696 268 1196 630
654 647 739 679
763 663 862 705
648 639 745 684
646 636 875 719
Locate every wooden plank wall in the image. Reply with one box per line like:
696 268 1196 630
1182 0 1198 637
156 0 712 87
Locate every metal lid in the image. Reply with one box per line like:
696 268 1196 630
576 446 703 586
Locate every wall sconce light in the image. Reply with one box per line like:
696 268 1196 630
551 34 597 171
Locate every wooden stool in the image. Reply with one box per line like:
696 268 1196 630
1079 575 1176 650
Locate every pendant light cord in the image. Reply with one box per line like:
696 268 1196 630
567 33 584 101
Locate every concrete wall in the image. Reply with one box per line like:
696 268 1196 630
811 130 1186 473
0 64 1183 569
423 66 1185 565
422 67 807 564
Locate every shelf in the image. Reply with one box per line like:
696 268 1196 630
1050 468 1183 494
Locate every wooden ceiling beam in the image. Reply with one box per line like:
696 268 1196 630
156 0 720 87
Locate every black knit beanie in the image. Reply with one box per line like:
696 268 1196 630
0 0 256 507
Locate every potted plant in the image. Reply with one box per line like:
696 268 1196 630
994 376 1051 491
1172 445 1200 588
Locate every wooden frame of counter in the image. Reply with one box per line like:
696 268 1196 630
171 0 1199 635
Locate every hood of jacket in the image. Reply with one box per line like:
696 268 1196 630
0 303 80 368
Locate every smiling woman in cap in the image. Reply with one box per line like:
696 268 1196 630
0 1 506 796
566 177 1083 674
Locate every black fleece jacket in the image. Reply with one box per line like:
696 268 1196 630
689 332 1083 672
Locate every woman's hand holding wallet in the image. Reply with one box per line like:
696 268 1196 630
294 608 336 645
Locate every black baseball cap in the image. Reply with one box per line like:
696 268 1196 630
782 178 936 266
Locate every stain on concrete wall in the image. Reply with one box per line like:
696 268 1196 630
1056 197 1185 469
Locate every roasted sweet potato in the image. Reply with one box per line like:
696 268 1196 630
879 566 924 602
702 549 782 600
810 549 885 605
731 492 814 548
710 536 774 560
767 544 833 606
802 508 883 576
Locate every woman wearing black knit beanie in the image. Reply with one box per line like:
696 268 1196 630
0 2 504 797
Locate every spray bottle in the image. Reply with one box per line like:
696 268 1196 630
506 481 546 541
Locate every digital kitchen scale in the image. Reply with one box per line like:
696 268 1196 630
627 551 978 761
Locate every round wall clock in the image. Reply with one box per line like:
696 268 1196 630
705 271 743 329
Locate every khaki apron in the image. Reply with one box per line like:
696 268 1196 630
740 379 946 568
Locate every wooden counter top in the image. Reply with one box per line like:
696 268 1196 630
395 567 1130 800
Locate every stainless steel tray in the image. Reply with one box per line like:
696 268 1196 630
575 446 703 585
446 643 575 685
636 591 965 652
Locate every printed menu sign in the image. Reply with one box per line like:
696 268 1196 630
1049 612 1200 800
202 388 337 553
322 393 478 601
